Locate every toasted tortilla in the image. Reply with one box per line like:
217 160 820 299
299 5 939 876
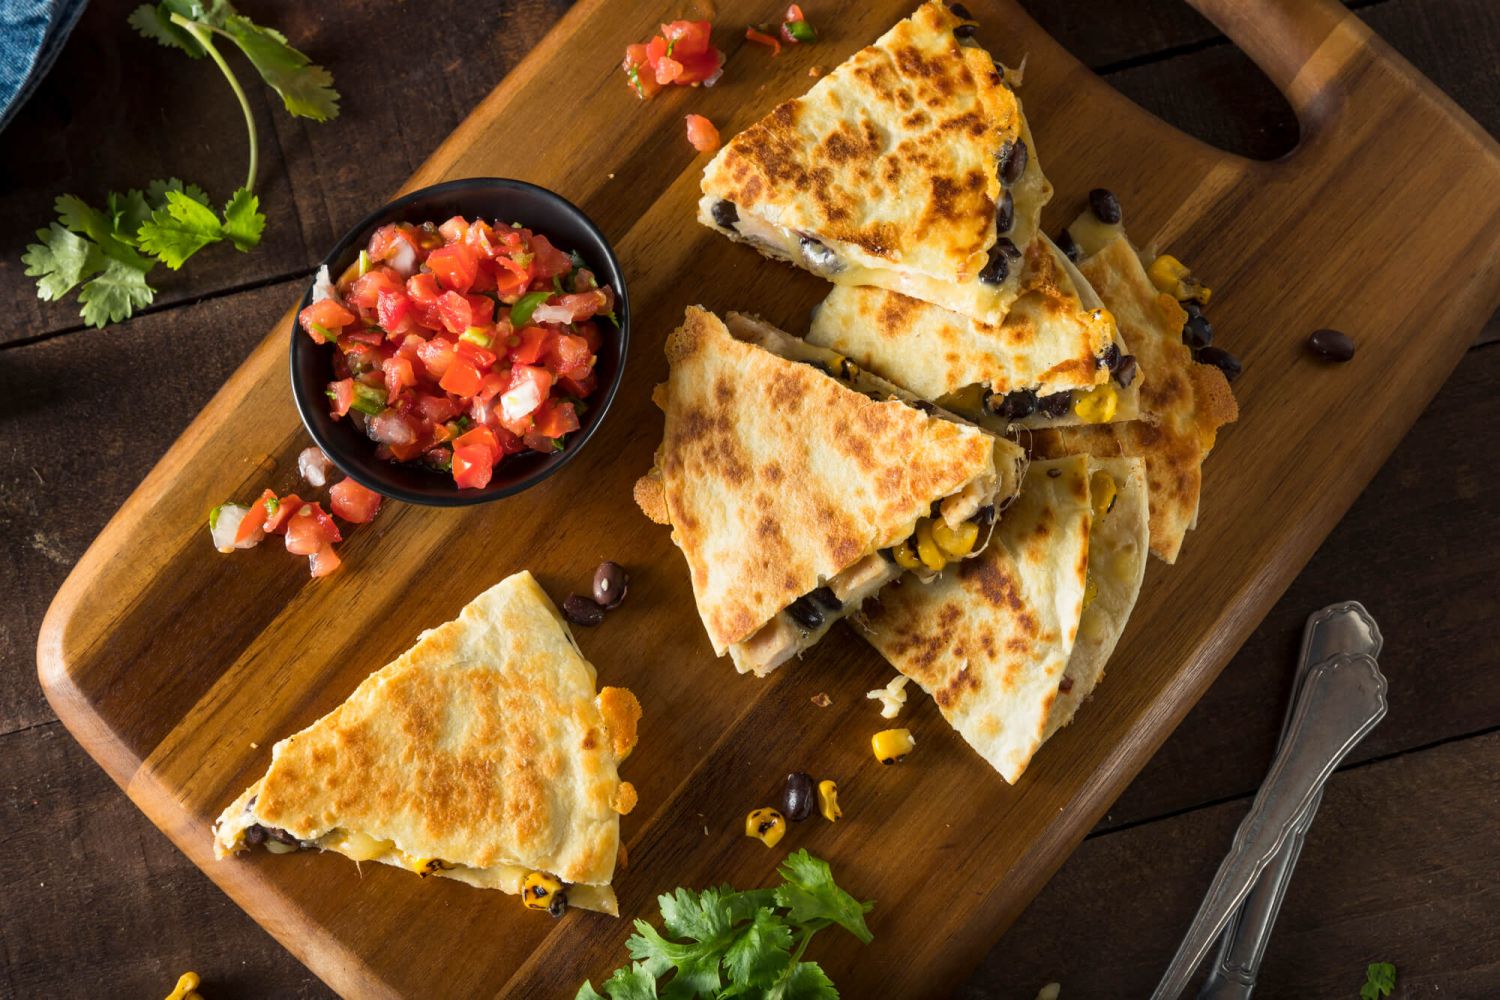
862 456 1092 783
806 235 1141 429
1043 456 1150 738
1033 224 1238 562
640 306 1014 675
212 571 640 915
698 2 1041 324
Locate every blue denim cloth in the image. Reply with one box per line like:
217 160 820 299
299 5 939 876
0 0 90 133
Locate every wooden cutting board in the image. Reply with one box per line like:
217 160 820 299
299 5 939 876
38 0 1500 996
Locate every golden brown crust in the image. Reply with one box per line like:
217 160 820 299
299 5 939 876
611 782 638 816
701 1 1019 283
655 306 997 654
1032 233 1238 562
633 471 671 526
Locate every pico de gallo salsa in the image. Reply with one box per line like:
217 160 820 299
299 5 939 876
622 19 724 99
296 215 616 490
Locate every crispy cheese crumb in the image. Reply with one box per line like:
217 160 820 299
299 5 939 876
808 66 823 78
866 675 910 719
811 692 832 708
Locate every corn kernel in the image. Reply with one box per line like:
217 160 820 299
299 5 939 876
914 519 947 572
817 780 843 822
891 539 922 571
932 519 980 559
745 807 787 847
1073 383 1118 424
1089 470 1118 518
522 870 565 910
1147 253 1212 304
165 972 200 1000
872 728 915 764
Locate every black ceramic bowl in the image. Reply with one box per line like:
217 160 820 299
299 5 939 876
289 178 629 506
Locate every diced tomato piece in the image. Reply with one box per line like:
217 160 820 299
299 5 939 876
646 34 668 65
417 337 457 379
510 325 555 365
464 219 497 256
369 223 419 262
746 27 781 56
232 488 275 547
660 19 712 58
347 267 403 312
454 338 498 370
475 371 509 401
501 365 553 423
286 507 326 555
545 333 592 376
384 354 416 403
464 294 496 327
440 357 484 396
454 425 501 463
452 444 494 489
264 494 304 535
437 290 473 334
533 399 580 438
686 114 720 152
558 372 597 398
528 235 573 280
575 320 603 352
328 378 355 418
299 299 356 342
786 4 805 21
406 272 442 304
329 477 383 523
417 392 463 424
676 47 723 84
376 289 415 335
622 43 663 99
341 328 385 348
427 243 480 294
533 289 609 324
309 545 342 578
655 55 684 85
523 429 559 454
494 266 530 301
438 216 469 243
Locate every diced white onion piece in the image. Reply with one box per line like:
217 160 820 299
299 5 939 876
530 302 573 325
388 240 417 277
311 264 337 303
210 504 252 553
368 410 416 445
703 66 724 87
297 446 332 488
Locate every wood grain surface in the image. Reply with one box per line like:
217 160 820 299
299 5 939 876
7 0 1500 998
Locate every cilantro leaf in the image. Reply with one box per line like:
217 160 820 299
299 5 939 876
55 194 113 243
23 224 104 301
107 189 154 242
1361 961 1396 1000
137 189 225 269
723 909 793 988
575 983 607 1000
627 919 723 995
128 2 205 56
147 177 211 208
594 963 661 1000
221 187 265 250
774 850 875 944
220 13 340 120
78 256 155 328
768 961 838 1000
658 887 736 943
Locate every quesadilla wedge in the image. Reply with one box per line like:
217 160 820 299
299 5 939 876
806 235 1142 430
213 571 641 916
861 456 1093 783
634 306 1024 677
1043 456 1149 739
1033 216 1239 562
698 2 1048 324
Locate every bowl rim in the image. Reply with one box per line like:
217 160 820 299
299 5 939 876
288 176 630 508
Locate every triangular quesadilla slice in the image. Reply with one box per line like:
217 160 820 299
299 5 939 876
861 455 1093 783
1043 456 1149 739
806 235 1142 429
634 306 1023 677
213 571 641 916
1032 217 1239 562
698 1 1046 324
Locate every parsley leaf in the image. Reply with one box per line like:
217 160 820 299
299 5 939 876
1360 961 1396 1000
78 256 155 328
773 850 875 944
23 224 103 301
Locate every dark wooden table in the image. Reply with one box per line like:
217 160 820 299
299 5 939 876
2 2 1495 997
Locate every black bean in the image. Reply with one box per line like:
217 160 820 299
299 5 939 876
782 772 816 822
786 595 825 631
977 246 1010 286
996 388 1037 419
1307 328 1355 362
996 236 1022 259
975 504 997 526
947 2 974 20
1183 299 1203 320
562 594 605 627
1000 138 1029 185
711 199 738 230
1196 346 1243 382
953 23 976 40
1113 354 1139 389
994 189 1014 234
1039 392 1073 418
592 561 629 609
1182 313 1214 350
267 827 301 847
1088 188 1122 225
244 825 267 847
1056 228 1081 262
1099 342 1121 370
548 891 569 918
808 586 841 612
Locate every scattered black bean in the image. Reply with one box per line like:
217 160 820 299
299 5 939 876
1056 228 1081 262
781 772 816 822
977 246 1010 285
548 891 569 918
1000 138 1028 185
711 199 738 230
592 561 629 609
1088 187 1122 225
947 2 974 20
1099 342 1121 371
1182 313 1214 351
244 825 267 847
1183 299 1203 320
995 189 1014 234
1039 391 1073 418
1307 328 1356 362
562 594 605 627
975 504 997 526
996 236 1022 259
786 595 825 631
1113 354 1139 389
799 235 841 273
1196 346 1243 382
953 22 976 39
996 388 1038 419
808 586 842 612
267 827 301 847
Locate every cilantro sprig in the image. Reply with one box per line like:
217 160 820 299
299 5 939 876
1360 961 1396 1000
577 850 874 1000
22 2 336 328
